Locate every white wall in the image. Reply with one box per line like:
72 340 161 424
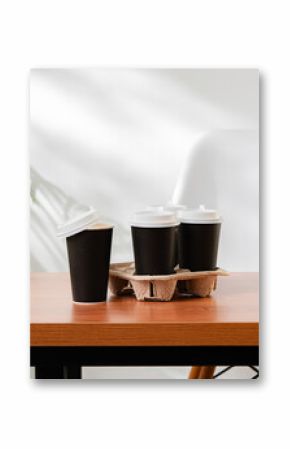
30 68 259 271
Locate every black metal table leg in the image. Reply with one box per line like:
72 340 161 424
35 365 64 379
35 364 82 379
63 365 82 379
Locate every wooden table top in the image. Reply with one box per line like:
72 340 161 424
30 272 259 347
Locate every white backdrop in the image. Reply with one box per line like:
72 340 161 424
30 68 259 272
5 0 286 439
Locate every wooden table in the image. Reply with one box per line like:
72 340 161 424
30 272 259 378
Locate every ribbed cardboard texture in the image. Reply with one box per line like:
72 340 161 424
109 262 228 301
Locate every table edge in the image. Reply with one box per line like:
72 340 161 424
31 322 259 346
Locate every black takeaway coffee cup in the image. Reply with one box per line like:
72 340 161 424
131 210 179 275
163 203 187 268
178 205 222 271
57 208 113 302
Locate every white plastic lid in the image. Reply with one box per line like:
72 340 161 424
179 205 222 224
131 210 179 228
57 207 112 238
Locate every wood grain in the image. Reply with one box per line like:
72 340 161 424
30 272 259 347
